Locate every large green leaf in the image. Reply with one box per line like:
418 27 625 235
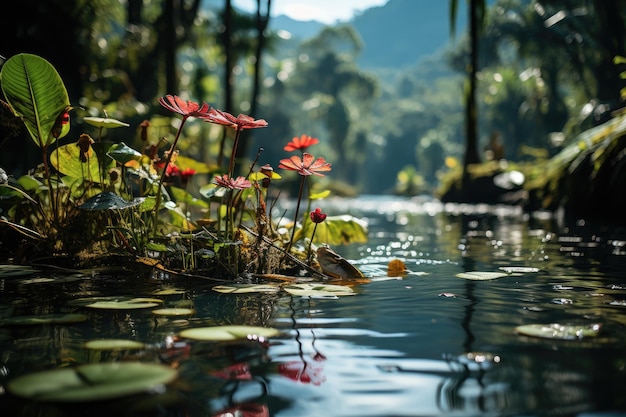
0 53 70 148
295 214 368 245
7 362 178 402
50 143 102 182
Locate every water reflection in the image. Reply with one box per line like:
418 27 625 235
1 195 626 416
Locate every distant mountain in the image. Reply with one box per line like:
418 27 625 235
352 0 500 69
269 15 325 40
203 0 495 70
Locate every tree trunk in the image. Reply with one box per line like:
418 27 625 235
461 0 482 194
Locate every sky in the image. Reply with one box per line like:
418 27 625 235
232 0 390 24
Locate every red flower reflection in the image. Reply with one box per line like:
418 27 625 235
278 153 332 177
284 134 319 152
310 207 327 223
158 95 212 118
211 402 269 417
213 174 252 190
278 357 326 385
211 362 253 380
203 109 268 130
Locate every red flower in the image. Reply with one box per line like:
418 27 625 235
278 153 332 177
158 95 212 118
310 208 327 223
213 174 252 190
180 168 196 186
203 108 268 130
165 163 180 177
278 360 326 385
284 134 319 152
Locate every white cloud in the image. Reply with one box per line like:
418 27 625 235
232 0 389 24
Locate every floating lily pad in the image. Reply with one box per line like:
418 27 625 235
0 264 40 277
151 308 195 316
70 296 163 310
456 271 509 281
7 362 177 402
515 323 602 340
84 339 146 351
282 283 355 297
151 288 187 296
212 284 280 294
499 266 540 274
0 313 88 326
179 325 281 341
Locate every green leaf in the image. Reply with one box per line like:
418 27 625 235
151 308 196 316
69 296 163 310
169 186 209 209
0 264 40 277
50 143 102 182
296 215 368 245
456 271 509 280
515 323 602 340
212 284 281 294
175 155 218 175
7 362 178 402
78 192 145 211
0 313 88 326
107 142 142 165
178 325 281 341
282 283 355 298
0 53 70 148
83 339 146 351
83 116 130 129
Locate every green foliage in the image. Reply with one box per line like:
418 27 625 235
0 53 369 280
1 54 70 148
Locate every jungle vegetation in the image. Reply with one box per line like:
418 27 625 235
1 0 626 245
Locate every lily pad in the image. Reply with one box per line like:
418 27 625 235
178 325 281 341
212 284 281 294
0 264 40 277
515 323 602 340
83 116 130 129
499 266 540 274
282 283 355 297
0 313 88 326
151 308 196 316
7 362 177 402
84 339 146 351
456 271 509 281
70 296 163 310
151 288 187 296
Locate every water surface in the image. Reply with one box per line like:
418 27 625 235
1 195 626 416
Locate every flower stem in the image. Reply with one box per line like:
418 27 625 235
285 175 306 255
227 127 242 178
153 117 187 237
306 223 319 265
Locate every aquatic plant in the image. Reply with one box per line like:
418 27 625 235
0 53 367 278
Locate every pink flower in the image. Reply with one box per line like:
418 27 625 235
158 95 212 118
284 134 319 152
213 174 252 190
203 109 268 130
278 153 332 177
